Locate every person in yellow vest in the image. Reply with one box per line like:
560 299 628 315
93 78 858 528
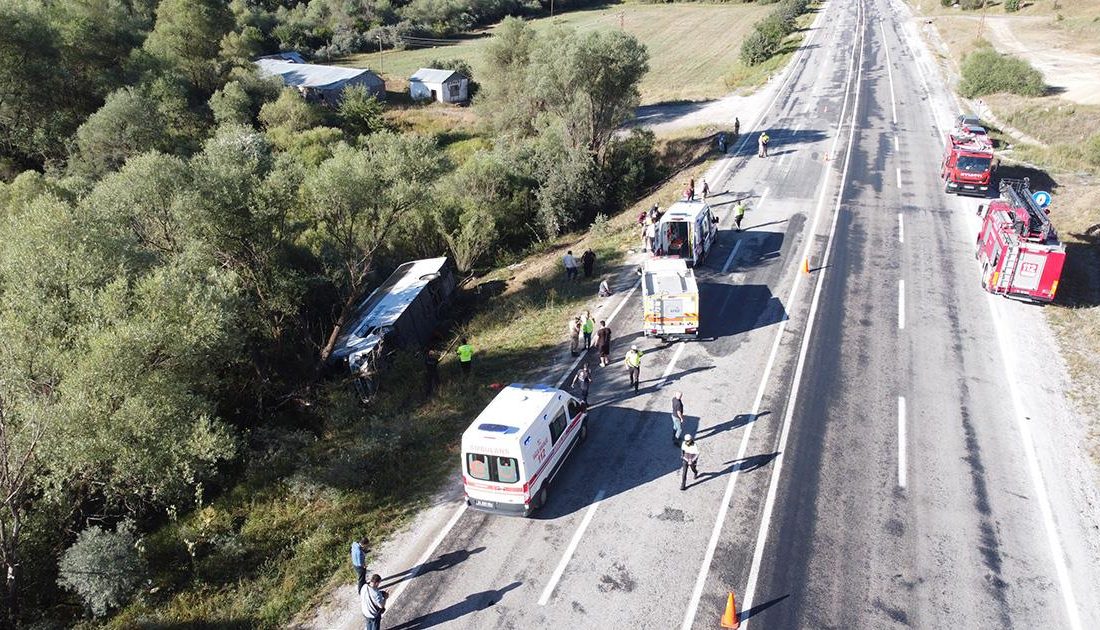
456 338 474 378
624 345 643 393
758 131 770 158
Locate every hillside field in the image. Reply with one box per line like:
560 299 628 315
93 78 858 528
339 3 775 105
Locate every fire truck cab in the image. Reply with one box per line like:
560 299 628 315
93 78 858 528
975 178 1065 303
942 127 995 196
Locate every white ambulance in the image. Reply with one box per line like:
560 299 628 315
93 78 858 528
653 200 719 267
461 384 588 516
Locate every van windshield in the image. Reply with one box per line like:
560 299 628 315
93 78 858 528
467 453 520 484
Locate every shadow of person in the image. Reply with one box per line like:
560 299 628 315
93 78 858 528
382 546 486 588
389 581 523 630
695 411 770 440
683 451 780 489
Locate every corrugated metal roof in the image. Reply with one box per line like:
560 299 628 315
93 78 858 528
255 59 383 90
409 68 463 84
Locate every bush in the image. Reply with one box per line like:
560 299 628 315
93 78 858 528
1004 0 1020 12
960 0 985 9
58 521 146 617
959 48 1045 98
1085 134 1100 168
941 0 954 6
741 29 780 66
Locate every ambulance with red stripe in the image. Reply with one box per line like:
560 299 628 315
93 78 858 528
461 384 588 516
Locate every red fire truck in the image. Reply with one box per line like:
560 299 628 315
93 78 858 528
975 178 1065 303
942 127 995 196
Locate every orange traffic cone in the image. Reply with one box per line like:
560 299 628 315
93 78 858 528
801 257 811 274
721 591 740 628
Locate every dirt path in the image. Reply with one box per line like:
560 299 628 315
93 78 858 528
982 16 1100 105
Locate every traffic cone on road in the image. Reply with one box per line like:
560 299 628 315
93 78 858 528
802 257 811 274
721 591 740 628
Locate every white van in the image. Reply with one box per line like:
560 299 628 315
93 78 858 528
642 258 700 340
461 384 588 516
653 201 719 267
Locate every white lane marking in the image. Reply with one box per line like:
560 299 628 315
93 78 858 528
721 240 744 275
537 489 606 605
386 502 469 609
985 294 1084 630
555 282 639 388
898 280 905 330
898 212 904 244
879 20 899 125
898 396 907 489
896 167 903 188
894 135 900 152
740 0 867 624
660 342 688 383
680 2 865 627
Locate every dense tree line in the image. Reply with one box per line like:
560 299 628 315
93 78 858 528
0 1 652 624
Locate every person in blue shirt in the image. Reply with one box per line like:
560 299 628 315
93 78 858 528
350 536 371 592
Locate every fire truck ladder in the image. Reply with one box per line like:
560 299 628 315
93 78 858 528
999 177 1052 242
996 240 1020 292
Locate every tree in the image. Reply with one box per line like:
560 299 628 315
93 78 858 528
339 85 387 139
57 521 146 617
433 151 521 271
209 81 253 126
69 88 170 179
0 395 48 626
143 0 235 94
259 88 322 132
299 134 446 361
0 2 66 167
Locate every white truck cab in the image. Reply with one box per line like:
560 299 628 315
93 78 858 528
461 384 588 516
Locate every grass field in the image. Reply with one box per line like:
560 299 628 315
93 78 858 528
339 3 775 105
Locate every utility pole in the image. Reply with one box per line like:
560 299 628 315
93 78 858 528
977 1 987 40
378 36 384 74
550 0 554 18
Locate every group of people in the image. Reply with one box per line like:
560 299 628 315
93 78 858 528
639 204 663 252
350 537 388 630
562 248 597 280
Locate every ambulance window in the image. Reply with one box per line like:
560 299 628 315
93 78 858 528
549 408 568 445
567 400 584 418
496 457 519 484
467 453 491 481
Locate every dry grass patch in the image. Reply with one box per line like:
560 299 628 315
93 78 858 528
339 3 775 105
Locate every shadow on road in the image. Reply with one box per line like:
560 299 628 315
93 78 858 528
700 283 787 340
388 581 522 630
741 593 791 621
382 546 487 589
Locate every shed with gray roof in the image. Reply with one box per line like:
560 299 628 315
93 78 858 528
409 68 469 104
255 58 385 104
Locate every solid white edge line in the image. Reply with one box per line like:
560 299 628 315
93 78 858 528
894 135 900 152
896 166 903 188
740 0 867 624
721 240 745 275
985 295 1084 629
898 212 904 244
679 1 864 627
661 342 688 381
898 396 907 489
898 280 905 330
385 502 469 609
879 19 899 125
537 489 606 606
554 282 639 388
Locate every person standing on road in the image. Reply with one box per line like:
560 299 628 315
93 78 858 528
734 202 747 232
569 316 582 357
596 320 612 367
456 338 474 378
758 131 770 158
350 537 370 592
671 392 686 446
361 574 387 630
572 362 593 404
581 248 596 278
701 179 710 200
734 117 740 138
644 218 657 253
625 345 643 393
563 250 579 280
680 435 700 491
689 177 696 201
581 311 595 350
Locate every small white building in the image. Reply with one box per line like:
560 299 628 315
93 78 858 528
408 68 469 104
255 58 386 104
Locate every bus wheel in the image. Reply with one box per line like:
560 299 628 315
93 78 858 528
537 486 549 508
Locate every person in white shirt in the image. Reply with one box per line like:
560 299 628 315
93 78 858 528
361 573 387 630
563 250 579 280
680 435 700 491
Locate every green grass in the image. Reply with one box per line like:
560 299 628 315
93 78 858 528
339 3 775 105
721 6 819 92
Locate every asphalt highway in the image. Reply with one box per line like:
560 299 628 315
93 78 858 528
355 0 1100 628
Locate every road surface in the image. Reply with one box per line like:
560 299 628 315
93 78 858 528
315 0 1100 628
